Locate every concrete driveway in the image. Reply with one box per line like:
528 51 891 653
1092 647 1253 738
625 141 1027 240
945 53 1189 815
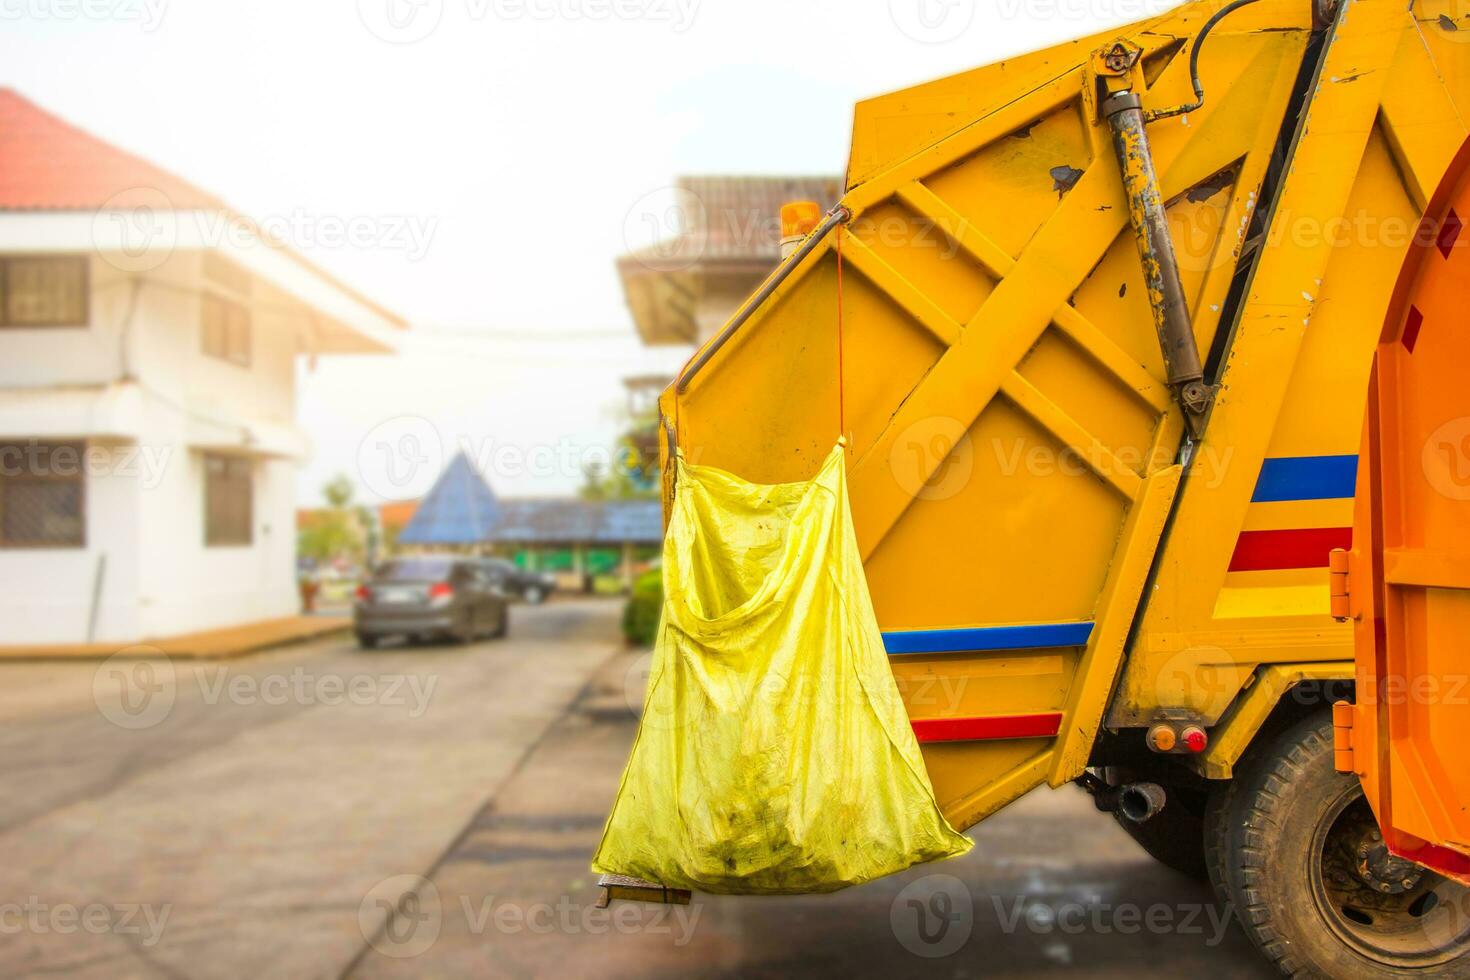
349 647 1278 980
0 599 1277 979
0 599 617 979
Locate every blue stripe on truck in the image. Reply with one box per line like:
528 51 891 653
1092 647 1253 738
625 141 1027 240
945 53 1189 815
1251 455 1358 502
883 622 1095 655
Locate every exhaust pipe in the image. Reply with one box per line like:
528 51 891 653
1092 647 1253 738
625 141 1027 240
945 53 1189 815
1117 782 1168 824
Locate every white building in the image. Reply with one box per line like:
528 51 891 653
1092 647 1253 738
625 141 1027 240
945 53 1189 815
0 90 404 646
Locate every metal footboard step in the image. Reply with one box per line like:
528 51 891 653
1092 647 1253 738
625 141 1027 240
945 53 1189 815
594 873 692 907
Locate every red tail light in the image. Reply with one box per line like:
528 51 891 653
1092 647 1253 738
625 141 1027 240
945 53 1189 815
355 585 371 602
429 582 454 599
1182 726 1209 754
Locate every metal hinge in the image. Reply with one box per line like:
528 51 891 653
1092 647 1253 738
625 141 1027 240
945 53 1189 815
1329 548 1352 622
1332 700 1356 774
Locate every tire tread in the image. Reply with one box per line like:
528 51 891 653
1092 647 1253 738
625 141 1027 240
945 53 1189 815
1209 716 1336 978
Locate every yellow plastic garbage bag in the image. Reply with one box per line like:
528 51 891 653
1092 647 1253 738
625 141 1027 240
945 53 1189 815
593 442 971 894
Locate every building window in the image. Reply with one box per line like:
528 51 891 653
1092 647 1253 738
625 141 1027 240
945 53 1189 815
204 454 253 546
0 256 88 327
202 253 251 296
0 441 86 548
202 293 251 366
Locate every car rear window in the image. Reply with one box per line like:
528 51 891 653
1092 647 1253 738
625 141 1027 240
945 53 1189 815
375 558 453 581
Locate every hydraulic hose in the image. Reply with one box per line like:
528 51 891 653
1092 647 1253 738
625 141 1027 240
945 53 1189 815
1145 0 1264 122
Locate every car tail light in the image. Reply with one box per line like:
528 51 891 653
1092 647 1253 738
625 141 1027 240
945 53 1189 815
355 585 371 602
429 582 454 599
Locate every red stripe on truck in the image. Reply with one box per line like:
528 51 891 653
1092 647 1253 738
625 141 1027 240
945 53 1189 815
1228 527 1352 572
911 713 1062 743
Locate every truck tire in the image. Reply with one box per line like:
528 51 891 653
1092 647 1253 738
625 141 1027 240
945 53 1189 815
1207 711 1470 978
1112 784 1209 882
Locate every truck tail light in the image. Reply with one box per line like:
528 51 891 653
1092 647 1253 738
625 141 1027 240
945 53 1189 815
1147 725 1177 753
1182 726 1209 754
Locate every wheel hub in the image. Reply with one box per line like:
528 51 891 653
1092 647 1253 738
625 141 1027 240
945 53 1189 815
1313 792 1470 968
1354 829 1426 896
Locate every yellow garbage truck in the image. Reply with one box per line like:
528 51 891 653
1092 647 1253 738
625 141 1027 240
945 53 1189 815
647 0 1470 974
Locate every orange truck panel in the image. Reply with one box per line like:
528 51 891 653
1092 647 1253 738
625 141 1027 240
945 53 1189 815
1338 133 1470 885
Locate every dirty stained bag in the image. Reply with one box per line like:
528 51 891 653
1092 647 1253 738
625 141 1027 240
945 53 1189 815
593 442 971 894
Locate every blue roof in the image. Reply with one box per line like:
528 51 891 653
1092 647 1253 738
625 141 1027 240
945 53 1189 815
494 499 600 543
397 453 503 545
492 499 663 544
397 455 663 546
599 500 663 542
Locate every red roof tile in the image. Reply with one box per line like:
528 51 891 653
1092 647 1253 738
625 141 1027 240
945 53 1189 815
378 500 420 532
0 88 225 211
0 89 409 330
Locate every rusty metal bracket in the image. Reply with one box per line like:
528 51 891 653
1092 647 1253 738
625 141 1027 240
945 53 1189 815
1097 40 1142 76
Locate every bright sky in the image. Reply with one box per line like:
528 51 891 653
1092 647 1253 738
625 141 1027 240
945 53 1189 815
0 0 1181 505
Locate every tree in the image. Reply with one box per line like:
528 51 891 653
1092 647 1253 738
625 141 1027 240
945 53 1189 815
322 474 354 509
298 474 370 565
580 406 660 501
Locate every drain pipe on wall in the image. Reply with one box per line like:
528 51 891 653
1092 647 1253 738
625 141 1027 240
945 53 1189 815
86 552 107 644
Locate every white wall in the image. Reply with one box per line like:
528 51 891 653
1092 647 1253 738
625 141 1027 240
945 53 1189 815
0 441 142 645
136 442 298 638
0 257 131 390
130 264 301 428
0 251 305 645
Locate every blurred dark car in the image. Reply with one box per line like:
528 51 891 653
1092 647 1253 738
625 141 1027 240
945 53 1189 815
475 558 555 604
354 557 508 648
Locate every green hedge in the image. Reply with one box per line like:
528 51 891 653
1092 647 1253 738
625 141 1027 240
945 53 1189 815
621 568 663 646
